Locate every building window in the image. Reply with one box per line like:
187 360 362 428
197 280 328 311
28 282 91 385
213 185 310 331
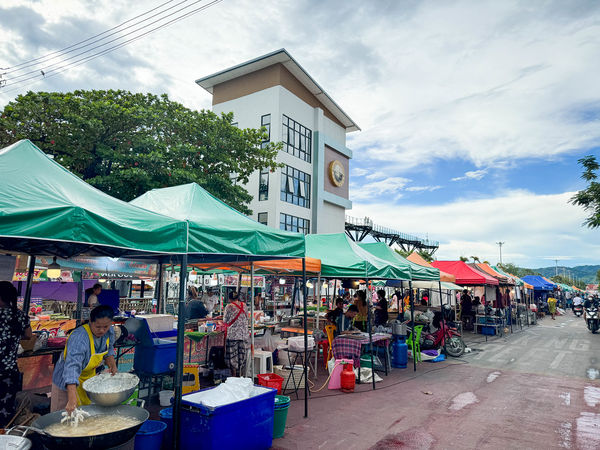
280 213 310 235
261 114 271 149
257 212 268 226
258 168 269 201
280 165 311 208
282 115 312 162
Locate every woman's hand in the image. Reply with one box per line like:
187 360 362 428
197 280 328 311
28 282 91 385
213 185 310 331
66 385 78 414
105 355 118 376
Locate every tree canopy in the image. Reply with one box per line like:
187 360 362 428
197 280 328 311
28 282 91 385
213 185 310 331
570 155 600 228
0 90 282 214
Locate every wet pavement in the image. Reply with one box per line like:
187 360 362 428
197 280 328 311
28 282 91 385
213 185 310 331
274 312 600 449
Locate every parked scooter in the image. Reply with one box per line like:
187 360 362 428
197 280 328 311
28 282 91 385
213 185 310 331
573 304 584 317
584 299 599 333
421 311 466 357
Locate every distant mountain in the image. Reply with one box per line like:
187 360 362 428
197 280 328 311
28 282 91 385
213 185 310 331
532 265 600 284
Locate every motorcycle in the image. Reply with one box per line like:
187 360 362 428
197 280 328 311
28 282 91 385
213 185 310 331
573 304 584 317
421 313 466 357
585 302 599 333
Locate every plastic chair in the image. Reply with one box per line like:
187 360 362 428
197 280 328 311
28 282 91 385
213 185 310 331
253 349 274 374
317 339 329 368
182 363 200 394
406 326 423 362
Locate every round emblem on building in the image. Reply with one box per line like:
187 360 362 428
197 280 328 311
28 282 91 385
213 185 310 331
328 160 345 187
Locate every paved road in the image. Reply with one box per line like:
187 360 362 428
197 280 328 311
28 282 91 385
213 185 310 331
276 312 600 450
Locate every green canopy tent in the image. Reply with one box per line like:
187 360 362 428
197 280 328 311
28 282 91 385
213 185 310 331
358 242 439 280
0 139 188 312
305 233 418 379
131 183 309 440
130 183 305 259
305 233 410 280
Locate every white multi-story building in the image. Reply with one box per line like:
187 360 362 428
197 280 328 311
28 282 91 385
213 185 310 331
196 49 359 234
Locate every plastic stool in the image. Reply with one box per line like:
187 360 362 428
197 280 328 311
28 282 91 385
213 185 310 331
182 363 200 394
251 350 273 376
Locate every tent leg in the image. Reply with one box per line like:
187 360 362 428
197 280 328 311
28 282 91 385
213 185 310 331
439 281 446 356
315 273 321 378
76 278 84 326
250 263 255 380
365 279 375 390
23 255 36 313
302 258 308 418
156 262 164 314
172 254 188 450
409 281 416 372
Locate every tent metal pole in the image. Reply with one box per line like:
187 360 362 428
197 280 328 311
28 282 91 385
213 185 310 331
439 280 446 355
315 272 321 377
250 262 255 380
23 255 36 313
302 258 308 418
156 262 164 313
76 277 84 326
366 278 375 390
172 253 188 450
409 281 416 372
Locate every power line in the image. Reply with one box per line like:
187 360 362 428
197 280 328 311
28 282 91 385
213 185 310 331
4 0 199 81
1 0 178 73
0 0 224 91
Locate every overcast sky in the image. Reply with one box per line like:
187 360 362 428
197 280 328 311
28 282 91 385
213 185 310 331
1 0 599 268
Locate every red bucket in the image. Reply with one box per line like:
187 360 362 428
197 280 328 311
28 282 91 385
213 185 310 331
257 373 284 394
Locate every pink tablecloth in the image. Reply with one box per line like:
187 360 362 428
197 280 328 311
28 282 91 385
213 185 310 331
332 334 391 367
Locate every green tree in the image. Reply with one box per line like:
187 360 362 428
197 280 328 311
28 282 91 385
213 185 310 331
570 155 600 228
596 269 600 284
470 256 481 263
417 251 434 263
459 256 469 262
0 90 282 214
497 262 538 278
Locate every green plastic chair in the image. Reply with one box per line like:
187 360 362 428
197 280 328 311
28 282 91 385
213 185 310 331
406 325 423 362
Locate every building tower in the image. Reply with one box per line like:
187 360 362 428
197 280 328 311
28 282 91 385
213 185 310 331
196 49 359 234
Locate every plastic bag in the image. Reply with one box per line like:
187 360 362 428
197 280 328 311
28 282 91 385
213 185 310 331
354 367 382 383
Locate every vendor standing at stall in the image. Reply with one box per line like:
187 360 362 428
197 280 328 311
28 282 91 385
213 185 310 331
51 305 117 413
0 281 32 428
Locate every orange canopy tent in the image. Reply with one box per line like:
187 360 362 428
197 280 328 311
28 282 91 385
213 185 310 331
475 263 514 285
191 257 321 274
407 252 456 283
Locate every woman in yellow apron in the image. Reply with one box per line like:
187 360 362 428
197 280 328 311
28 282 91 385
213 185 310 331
51 305 118 413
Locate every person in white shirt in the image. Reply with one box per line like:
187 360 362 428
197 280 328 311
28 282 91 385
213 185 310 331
573 295 583 312
86 283 102 307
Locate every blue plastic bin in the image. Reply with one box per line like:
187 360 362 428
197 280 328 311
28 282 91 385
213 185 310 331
180 386 276 450
159 408 173 449
134 420 167 450
134 338 176 374
481 326 496 336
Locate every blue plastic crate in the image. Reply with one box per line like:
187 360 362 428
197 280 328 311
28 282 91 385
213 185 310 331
180 386 276 450
481 326 496 336
134 338 176 374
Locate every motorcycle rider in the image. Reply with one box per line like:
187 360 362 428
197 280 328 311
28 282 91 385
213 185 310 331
573 294 583 313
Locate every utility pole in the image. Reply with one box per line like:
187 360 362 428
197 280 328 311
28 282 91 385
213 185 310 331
496 241 505 264
554 259 559 277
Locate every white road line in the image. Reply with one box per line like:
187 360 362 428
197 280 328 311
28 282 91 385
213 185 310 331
550 351 568 369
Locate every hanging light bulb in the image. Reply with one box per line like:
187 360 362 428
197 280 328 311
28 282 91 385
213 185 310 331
189 269 198 282
279 278 286 285
47 256 61 279
306 281 313 289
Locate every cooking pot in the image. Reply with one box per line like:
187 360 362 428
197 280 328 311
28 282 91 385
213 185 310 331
391 320 406 336
28 403 148 450
0 434 32 450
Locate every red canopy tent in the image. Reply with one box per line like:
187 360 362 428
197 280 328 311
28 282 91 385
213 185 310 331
431 261 499 285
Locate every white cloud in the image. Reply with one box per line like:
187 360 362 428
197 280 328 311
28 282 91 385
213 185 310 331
405 185 442 192
350 176 410 201
349 190 600 267
451 170 488 182
352 168 369 177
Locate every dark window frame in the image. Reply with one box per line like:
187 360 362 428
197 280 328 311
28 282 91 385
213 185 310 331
282 114 312 162
279 213 310 235
280 165 311 208
257 212 268 226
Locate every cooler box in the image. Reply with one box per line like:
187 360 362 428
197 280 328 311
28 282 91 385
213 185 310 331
179 386 276 450
134 338 177 374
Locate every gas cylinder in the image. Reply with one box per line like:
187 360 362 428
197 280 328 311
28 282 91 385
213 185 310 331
392 336 408 369
340 362 355 393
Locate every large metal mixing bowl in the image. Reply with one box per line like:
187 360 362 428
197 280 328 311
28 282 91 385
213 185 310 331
83 373 139 407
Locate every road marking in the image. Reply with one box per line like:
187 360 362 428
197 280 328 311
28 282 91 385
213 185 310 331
558 422 572 448
550 352 568 369
487 346 514 362
559 392 571 406
569 339 591 351
584 386 600 407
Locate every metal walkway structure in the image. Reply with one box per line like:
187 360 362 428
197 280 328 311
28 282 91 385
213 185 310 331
345 216 439 255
